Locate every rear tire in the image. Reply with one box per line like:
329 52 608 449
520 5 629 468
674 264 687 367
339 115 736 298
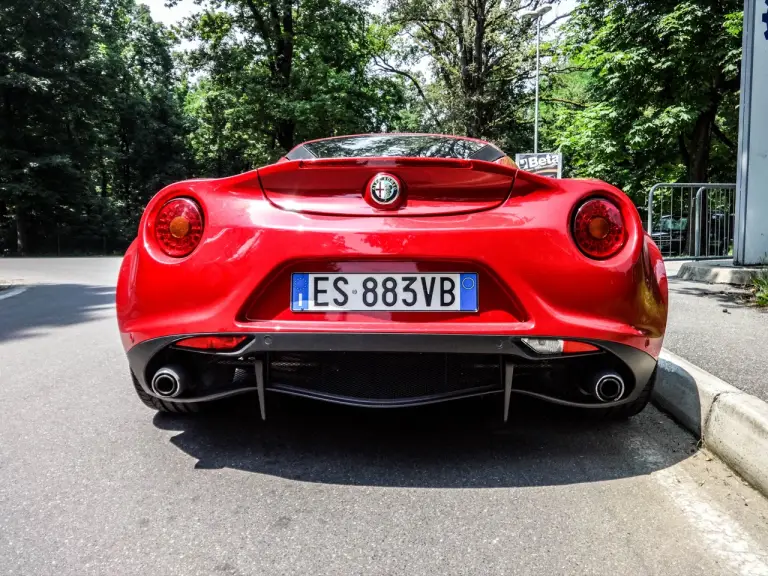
131 373 202 414
592 367 657 420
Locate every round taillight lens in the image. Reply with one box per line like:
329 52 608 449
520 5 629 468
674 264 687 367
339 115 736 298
154 198 204 257
573 198 625 259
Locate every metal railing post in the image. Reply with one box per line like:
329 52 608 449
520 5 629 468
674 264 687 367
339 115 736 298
694 187 704 257
647 184 662 233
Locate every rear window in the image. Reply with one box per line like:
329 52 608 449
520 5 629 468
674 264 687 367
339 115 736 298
293 134 500 160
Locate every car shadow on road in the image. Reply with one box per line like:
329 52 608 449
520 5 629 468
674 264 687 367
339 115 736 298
0 284 116 344
668 279 757 309
153 394 696 488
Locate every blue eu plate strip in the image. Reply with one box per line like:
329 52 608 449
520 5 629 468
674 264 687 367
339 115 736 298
292 273 309 311
459 273 478 312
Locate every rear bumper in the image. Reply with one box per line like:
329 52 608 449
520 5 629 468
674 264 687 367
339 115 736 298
117 178 668 357
128 332 657 411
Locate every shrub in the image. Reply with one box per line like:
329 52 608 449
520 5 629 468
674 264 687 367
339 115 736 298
754 269 768 307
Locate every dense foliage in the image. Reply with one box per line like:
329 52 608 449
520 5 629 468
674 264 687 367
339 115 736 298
1 0 192 254
549 0 743 198
176 0 416 173
0 0 744 254
384 0 546 152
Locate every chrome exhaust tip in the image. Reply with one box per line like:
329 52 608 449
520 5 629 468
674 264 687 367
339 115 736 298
594 373 625 403
151 367 184 398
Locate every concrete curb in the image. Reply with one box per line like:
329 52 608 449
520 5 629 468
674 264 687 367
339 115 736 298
677 261 764 285
653 349 768 497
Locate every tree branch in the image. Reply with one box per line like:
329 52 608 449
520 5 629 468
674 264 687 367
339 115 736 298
415 23 451 53
243 0 276 74
392 16 458 36
540 97 587 108
373 57 444 129
544 65 594 74
403 29 457 72
712 122 736 152
243 0 271 42
487 64 591 85
540 11 573 31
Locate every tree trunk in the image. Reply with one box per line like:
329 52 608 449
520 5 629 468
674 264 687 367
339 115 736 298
15 206 27 256
275 120 295 152
0 200 6 254
101 151 109 198
243 0 295 151
688 110 714 183
685 103 717 255
464 93 475 137
469 0 486 138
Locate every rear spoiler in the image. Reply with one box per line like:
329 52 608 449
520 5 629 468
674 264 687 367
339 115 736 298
292 156 518 176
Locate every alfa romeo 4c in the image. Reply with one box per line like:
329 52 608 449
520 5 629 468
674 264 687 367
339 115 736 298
116 133 668 421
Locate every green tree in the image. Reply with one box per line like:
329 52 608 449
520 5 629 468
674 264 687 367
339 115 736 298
0 0 102 254
99 0 193 226
383 0 559 152
178 0 413 170
551 0 743 198
0 0 192 254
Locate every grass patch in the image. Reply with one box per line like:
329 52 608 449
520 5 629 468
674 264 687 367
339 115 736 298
754 269 768 307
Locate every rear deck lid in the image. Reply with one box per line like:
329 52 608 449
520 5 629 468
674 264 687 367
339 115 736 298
256 134 518 217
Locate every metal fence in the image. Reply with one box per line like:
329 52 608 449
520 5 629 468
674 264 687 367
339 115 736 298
645 183 736 260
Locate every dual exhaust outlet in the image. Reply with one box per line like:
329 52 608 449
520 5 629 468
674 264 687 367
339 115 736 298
149 364 626 405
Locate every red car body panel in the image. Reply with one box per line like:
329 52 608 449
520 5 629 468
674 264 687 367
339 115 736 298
116 158 668 361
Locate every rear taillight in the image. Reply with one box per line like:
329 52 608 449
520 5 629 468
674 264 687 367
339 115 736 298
572 198 625 259
155 198 204 257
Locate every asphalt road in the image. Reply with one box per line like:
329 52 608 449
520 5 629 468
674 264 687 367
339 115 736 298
663 260 768 401
2 258 768 576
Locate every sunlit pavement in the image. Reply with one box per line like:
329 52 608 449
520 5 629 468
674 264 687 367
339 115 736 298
1 258 768 576
663 260 768 402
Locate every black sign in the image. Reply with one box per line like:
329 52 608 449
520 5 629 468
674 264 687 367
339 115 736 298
515 153 562 178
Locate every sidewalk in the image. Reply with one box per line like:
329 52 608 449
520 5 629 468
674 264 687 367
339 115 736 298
663 260 768 402
654 260 768 497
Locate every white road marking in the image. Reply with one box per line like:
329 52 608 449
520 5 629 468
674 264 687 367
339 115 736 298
655 469 768 576
0 287 27 302
633 438 768 576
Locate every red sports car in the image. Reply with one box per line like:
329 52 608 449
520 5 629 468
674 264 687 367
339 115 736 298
116 133 668 421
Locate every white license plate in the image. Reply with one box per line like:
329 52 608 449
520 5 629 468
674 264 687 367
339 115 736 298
291 273 478 312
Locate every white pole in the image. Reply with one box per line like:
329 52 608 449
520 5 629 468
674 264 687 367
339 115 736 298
534 15 541 154
734 0 768 265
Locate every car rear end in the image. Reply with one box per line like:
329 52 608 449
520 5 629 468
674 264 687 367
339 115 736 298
117 135 668 419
